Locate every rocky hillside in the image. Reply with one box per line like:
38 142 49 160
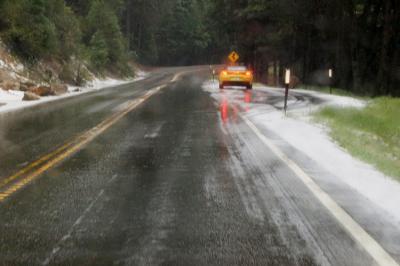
0 41 79 101
0 40 137 106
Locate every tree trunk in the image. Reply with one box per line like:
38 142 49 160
389 2 400 96
125 0 132 50
377 0 394 95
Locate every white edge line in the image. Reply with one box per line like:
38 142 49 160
240 114 399 266
171 70 192 83
171 73 181 82
42 189 105 265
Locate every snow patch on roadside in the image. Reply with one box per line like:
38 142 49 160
203 80 400 223
67 70 148 93
0 71 148 114
294 88 366 108
0 89 24 107
254 110 400 223
0 57 25 73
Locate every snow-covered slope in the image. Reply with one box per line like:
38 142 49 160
0 71 148 114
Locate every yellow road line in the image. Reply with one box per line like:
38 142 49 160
0 85 166 203
0 118 110 189
0 142 74 188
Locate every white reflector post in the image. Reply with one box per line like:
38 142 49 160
329 69 333 78
285 69 291 85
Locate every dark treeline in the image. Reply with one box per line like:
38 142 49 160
0 0 213 72
208 0 400 96
126 0 399 96
123 0 212 66
0 0 398 96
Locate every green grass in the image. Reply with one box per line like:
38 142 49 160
315 97 400 180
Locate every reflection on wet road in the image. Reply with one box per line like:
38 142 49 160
220 89 253 124
0 69 399 265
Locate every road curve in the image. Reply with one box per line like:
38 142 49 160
0 67 399 265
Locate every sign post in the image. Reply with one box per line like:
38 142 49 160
284 69 290 115
329 68 333 94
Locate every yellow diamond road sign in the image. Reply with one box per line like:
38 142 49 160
228 51 239 63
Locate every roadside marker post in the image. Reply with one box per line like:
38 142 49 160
329 68 333 94
284 69 290 115
209 65 216 83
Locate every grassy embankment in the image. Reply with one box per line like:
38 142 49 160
315 97 400 181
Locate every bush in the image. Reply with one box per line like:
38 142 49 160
85 0 127 70
1 0 58 59
0 0 83 61
0 0 130 76
89 31 109 70
47 0 81 59
1 0 58 60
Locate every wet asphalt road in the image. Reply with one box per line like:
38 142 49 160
0 67 399 265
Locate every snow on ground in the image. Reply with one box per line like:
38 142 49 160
256 85 366 108
203 80 400 223
295 88 365 107
0 58 25 73
0 71 148 114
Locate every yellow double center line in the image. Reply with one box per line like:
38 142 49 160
0 85 166 203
